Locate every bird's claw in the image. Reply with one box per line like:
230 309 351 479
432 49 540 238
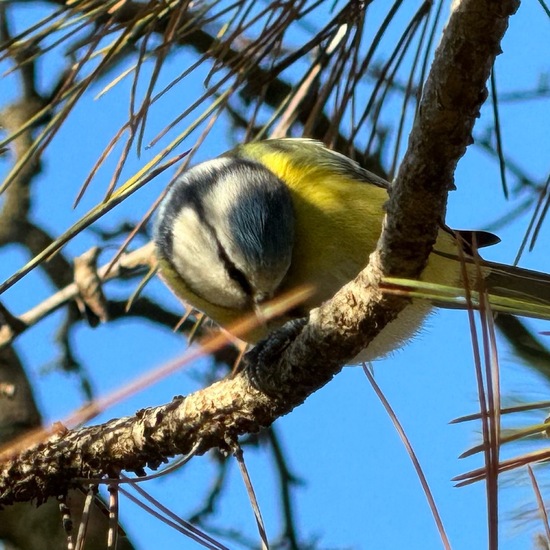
244 317 308 396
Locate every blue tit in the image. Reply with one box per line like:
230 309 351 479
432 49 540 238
154 138 550 360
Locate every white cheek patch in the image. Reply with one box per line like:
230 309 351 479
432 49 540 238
171 207 249 309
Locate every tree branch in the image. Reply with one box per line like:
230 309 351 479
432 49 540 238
0 243 155 348
0 0 520 506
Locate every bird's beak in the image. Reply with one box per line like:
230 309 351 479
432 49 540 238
253 294 269 324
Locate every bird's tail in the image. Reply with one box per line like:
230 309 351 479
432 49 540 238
481 261 550 319
414 253 550 320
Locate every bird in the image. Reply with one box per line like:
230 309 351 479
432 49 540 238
153 138 550 362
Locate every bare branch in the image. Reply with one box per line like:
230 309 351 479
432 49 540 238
0 373 277 506
0 243 154 349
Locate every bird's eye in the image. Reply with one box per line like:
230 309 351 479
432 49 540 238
214 238 253 298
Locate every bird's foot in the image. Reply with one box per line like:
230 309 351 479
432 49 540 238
244 317 307 397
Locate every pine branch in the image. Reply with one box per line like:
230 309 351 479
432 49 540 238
0 0 520 506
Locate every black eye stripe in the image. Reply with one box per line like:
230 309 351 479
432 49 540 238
199 212 254 299
213 235 253 297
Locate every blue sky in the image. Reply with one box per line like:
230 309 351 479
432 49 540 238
1 1 550 549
